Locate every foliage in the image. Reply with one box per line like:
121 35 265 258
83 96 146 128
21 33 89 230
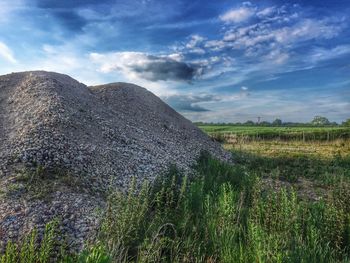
311 116 331 126
198 125 350 141
195 116 346 127
343 119 350 127
0 220 58 263
272 118 282 126
95 151 350 262
1 140 350 262
62 244 111 263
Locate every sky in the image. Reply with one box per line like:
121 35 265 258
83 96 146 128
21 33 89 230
0 0 349 123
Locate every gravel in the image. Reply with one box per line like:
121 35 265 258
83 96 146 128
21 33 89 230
0 71 231 251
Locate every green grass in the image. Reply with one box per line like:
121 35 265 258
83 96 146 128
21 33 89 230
1 220 58 263
95 151 350 262
226 139 350 185
198 125 350 141
3 166 101 201
2 141 350 262
231 147 350 184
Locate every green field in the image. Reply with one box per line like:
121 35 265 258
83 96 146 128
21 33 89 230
198 125 350 141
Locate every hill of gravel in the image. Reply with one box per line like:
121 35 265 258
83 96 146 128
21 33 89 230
0 71 230 250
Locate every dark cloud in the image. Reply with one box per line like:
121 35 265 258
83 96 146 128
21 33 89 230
35 0 114 31
131 55 198 82
35 0 111 9
34 0 89 31
51 10 87 31
90 52 201 82
163 94 219 112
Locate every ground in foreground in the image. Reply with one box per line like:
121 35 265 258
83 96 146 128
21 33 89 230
1 139 350 262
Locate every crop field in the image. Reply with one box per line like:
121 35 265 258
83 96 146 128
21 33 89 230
198 125 350 141
2 129 350 262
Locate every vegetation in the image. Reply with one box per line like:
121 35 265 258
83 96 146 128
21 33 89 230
2 120 350 262
199 125 350 141
95 151 350 262
0 220 59 263
343 119 350 127
2 136 350 262
195 115 344 127
310 116 331 126
4 166 93 201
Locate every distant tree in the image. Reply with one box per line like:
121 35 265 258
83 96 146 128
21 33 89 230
311 116 330 126
244 120 255 126
259 121 271 126
272 118 282 126
342 118 350 126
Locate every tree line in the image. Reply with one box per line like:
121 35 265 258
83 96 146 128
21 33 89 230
195 116 350 127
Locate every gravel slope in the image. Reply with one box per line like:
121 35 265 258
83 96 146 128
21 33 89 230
0 71 231 250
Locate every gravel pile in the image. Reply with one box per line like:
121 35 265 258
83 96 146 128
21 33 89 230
0 71 231 251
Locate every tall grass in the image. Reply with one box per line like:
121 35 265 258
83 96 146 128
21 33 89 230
1 151 349 262
0 221 111 263
0 220 58 263
98 151 350 262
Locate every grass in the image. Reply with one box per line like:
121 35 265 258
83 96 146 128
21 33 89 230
226 139 350 159
1 220 58 263
198 125 350 141
95 151 350 262
1 138 350 262
3 166 101 201
228 139 350 185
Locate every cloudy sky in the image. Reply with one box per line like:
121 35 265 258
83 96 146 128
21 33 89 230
0 0 349 123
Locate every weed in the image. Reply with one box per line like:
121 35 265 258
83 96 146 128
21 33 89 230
1 141 350 262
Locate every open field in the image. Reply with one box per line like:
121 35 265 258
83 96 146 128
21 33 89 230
2 136 349 262
198 125 350 141
226 139 350 159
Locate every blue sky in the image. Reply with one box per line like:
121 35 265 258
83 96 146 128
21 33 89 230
0 0 349 123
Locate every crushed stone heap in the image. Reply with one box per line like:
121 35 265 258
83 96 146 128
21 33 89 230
0 71 231 250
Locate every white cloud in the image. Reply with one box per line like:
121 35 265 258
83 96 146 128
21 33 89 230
166 53 184 62
188 47 206 54
204 40 227 50
256 6 276 18
0 42 16 63
220 6 255 23
226 18 341 50
208 1 344 64
264 49 289 65
186 35 205 49
210 56 221 63
204 15 345 65
274 19 341 44
309 44 350 63
172 35 207 55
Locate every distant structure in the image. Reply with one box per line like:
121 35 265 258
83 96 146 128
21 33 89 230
257 116 261 124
